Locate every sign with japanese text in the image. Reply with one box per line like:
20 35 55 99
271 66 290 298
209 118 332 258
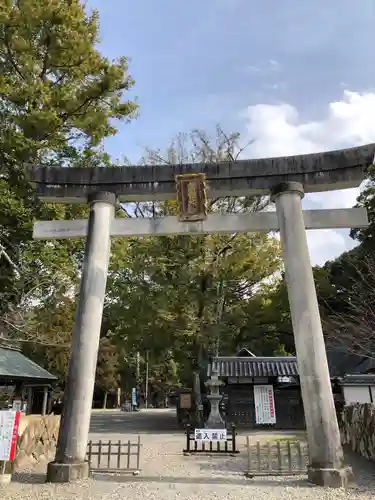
194 428 227 442
253 385 276 425
0 410 21 461
175 173 207 222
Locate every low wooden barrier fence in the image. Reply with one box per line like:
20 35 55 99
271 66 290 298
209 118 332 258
183 424 239 455
245 437 308 477
87 437 141 474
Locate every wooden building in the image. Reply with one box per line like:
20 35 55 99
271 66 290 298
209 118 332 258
208 349 305 429
340 374 375 405
208 347 375 430
0 342 57 414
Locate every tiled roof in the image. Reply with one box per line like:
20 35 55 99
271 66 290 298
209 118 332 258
0 347 57 382
208 356 299 378
326 347 368 377
340 374 375 386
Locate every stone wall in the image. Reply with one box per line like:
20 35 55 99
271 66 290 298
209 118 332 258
13 414 60 470
341 403 375 462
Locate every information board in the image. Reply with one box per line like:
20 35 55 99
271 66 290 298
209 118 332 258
179 393 192 409
0 410 21 461
194 428 227 441
253 385 276 425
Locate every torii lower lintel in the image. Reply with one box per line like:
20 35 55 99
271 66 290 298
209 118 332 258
32 207 368 240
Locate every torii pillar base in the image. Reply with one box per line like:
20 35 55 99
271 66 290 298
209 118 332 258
308 466 354 488
46 461 90 483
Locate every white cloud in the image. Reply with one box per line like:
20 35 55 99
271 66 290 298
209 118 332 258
268 59 280 69
244 59 281 75
305 230 357 266
243 90 375 265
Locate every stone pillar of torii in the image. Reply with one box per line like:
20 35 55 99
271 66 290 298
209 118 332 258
27 143 374 486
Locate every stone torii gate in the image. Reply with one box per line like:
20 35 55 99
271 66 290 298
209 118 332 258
27 143 374 486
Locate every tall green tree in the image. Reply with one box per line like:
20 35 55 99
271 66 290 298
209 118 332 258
95 337 121 408
351 164 375 248
5 119 286 406
21 296 75 382
104 128 283 423
0 0 137 333
320 248 375 359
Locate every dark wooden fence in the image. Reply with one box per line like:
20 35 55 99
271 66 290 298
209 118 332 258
245 436 308 477
87 437 141 474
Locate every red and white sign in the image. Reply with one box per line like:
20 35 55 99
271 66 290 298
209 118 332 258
253 385 276 425
0 410 21 461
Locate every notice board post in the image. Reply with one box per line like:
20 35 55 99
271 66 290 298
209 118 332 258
0 410 21 484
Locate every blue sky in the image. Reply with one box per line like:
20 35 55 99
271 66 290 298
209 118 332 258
87 0 375 264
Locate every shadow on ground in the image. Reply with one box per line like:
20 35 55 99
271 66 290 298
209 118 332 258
11 471 46 484
89 409 181 435
93 472 310 487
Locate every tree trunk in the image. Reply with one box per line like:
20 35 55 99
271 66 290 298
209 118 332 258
193 370 202 425
103 391 108 409
192 271 210 427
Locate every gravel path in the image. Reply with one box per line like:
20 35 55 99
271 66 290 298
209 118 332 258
1 409 375 499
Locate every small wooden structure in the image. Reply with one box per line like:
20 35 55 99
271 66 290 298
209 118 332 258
208 349 305 429
173 388 195 428
340 374 375 405
0 341 57 414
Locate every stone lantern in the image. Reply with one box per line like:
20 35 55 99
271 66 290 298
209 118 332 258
205 366 225 428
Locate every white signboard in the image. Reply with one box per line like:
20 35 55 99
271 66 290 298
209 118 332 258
0 410 21 461
254 385 276 425
194 428 227 441
131 388 137 406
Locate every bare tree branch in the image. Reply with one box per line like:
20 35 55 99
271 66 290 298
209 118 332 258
321 253 375 360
